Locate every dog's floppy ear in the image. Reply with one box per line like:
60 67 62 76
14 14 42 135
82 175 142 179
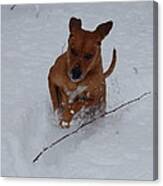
69 17 82 33
95 21 113 40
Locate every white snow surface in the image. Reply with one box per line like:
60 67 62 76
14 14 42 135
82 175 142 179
1 2 154 180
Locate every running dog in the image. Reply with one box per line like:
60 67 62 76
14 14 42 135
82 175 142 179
48 17 117 128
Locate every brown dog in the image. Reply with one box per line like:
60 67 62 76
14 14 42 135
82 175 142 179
48 17 117 128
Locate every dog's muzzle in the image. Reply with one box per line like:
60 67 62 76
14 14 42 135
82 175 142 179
70 65 82 81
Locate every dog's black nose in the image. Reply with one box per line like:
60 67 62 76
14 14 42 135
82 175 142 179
71 65 82 80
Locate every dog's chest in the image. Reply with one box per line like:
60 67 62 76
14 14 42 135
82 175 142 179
65 83 105 103
64 85 88 103
58 84 106 126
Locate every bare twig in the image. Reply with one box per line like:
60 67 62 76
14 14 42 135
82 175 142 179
32 91 151 163
10 5 16 10
34 5 40 18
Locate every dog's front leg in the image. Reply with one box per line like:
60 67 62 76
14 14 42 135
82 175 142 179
48 75 62 111
59 101 84 128
59 96 98 128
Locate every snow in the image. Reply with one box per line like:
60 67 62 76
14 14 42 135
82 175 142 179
70 110 75 115
1 2 155 180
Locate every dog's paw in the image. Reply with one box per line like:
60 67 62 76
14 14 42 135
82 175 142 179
59 121 70 128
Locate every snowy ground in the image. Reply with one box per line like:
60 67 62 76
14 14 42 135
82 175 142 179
1 2 155 180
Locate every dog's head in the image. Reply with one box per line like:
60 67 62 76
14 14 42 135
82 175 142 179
67 17 113 82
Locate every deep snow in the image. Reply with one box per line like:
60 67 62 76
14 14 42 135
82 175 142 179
1 2 155 180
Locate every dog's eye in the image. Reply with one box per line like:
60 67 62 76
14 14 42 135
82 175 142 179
70 48 78 57
84 53 93 60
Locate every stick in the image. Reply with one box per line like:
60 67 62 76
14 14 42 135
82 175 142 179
32 91 151 163
10 5 16 10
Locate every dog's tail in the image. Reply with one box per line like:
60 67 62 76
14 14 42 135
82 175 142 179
103 48 117 79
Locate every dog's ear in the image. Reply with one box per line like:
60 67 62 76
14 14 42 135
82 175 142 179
69 17 82 33
95 21 113 40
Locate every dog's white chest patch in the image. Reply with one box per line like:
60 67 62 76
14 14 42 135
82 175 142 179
65 85 87 103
